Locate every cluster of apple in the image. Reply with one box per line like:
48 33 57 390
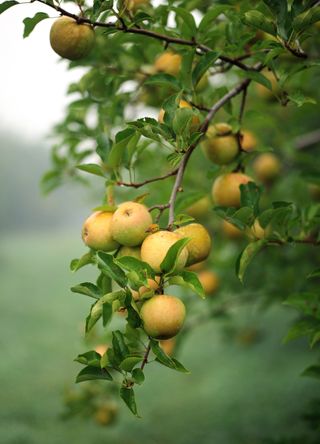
82 201 212 341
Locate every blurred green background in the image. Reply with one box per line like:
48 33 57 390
1 131 319 444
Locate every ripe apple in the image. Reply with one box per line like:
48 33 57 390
175 223 212 266
50 17 95 60
140 295 186 339
111 202 152 247
203 123 239 165
158 99 200 132
140 230 188 273
198 270 219 295
82 211 119 251
154 51 182 76
240 130 257 152
95 344 108 356
212 173 253 207
253 153 281 182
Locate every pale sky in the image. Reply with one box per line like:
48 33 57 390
0 2 86 140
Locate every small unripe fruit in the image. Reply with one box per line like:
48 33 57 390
203 123 239 165
175 223 211 266
117 246 141 260
212 173 253 207
140 295 186 339
185 195 211 219
253 153 281 182
111 202 152 247
158 100 200 132
240 130 257 152
50 17 95 60
198 270 219 295
141 231 188 273
154 51 182 76
82 211 119 251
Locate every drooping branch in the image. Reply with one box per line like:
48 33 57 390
36 0 251 71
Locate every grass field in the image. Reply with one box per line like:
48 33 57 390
0 230 318 444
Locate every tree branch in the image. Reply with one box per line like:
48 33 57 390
294 129 320 150
36 0 251 71
116 168 178 188
140 341 151 370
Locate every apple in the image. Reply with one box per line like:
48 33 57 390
82 211 119 251
50 17 95 60
111 201 152 247
140 295 186 339
175 223 212 266
140 230 188 273
212 173 253 207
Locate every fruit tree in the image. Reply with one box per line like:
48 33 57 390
2 0 320 437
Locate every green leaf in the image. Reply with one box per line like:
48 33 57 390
192 51 220 87
71 282 101 299
288 91 316 107
160 237 190 274
120 356 143 372
76 365 112 383
115 256 155 279
132 368 145 384
96 251 128 287
112 330 129 362
0 0 18 15
293 8 320 32
102 301 113 326
172 6 197 38
96 134 112 163
172 107 194 135
108 128 136 168
150 339 189 373
283 293 320 319
120 387 139 417
173 213 195 226
76 163 106 177
23 12 49 38
236 240 267 283
308 268 320 279
240 182 261 217
70 251 94 272
74 350 101 367
169 271 205 299
243 10 277 36
144 73 182 91
282 318 320 344
301 365 320 380
198 5 228 33
242 70 273 90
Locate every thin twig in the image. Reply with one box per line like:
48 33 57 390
141 341 151 370
117 168 178 188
